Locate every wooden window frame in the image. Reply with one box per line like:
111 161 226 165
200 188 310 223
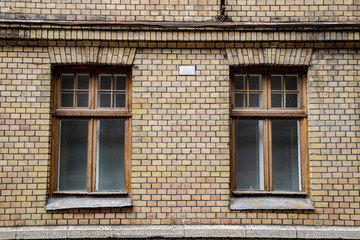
230 67 309 197
50 65 132 197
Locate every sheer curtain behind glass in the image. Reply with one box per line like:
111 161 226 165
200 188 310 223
272 120 300 191
96 120 125 191
235 120 264 190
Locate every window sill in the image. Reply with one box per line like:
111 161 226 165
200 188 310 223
45 196 132 210
229 196 313 210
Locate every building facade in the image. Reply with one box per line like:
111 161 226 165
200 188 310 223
0 1 360 239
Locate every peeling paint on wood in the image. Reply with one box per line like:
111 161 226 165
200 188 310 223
45 197 132 210
230 197 314 210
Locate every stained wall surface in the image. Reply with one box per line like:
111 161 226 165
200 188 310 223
0 0 359 22
0 44 359 226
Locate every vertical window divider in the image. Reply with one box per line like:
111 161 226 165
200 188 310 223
264 73 268 110
110 75 114 108
267 119 273 191
246 74 250 108
263 119 268 191
284 75 287 108
93 118 98 192
87 118 94 192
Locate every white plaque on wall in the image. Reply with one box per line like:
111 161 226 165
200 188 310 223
179 66 196 75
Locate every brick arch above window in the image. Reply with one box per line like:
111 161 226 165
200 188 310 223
226 48 313 66
48 47 137 65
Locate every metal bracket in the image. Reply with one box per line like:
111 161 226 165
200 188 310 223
218 0 227 22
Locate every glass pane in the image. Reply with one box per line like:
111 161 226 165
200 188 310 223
249 93 262 108
271 93 284 108
76 74 89 89
235 92 247 108
61 74 74 90
249 74 262 90
96 120 125 191
61 92 74 107
286 93 299 108
99 74 112 90
235 74 247 90
98 92 111 108
114 93 126 108
235 120 264 190
115 74 126 90
286 75 298 90
76 92 89 107
58 120 88 191
271 75 283 90
272 120 300 191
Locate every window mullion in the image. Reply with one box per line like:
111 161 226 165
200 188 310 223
87 118 95 192
264 73 268 109
264 119 273 191
246 75 250 107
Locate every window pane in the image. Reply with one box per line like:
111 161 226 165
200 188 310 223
114 93 126 108
235 74 247 90
58 120 88 191
61 92 74 107
286 93 299 108
96 120 125 191
76 92 89 107
99 74 112 90
61 74 74 90
271 75 283 90
76 74 89 89
235 92 247 108
272 120 300 191
235 120 264 190
286 75 298 90
249 93 262 108
98 92 111 107
115 74 126 90
271 93 284 108
249 74 262 90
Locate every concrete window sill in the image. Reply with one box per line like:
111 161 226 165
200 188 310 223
45 196 132 210
230 196 314 210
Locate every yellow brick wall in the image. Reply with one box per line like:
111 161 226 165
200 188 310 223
0 0 358 22
0 46 359 227
227 0 359 22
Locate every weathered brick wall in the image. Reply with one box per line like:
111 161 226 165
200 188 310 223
307 49 360 226
0 45 359 227
227 0 360 22
0 46 51 226
0 0 219 22
0 0 359 22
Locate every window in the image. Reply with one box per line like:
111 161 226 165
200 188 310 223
230 67 308 195
50 66 131 195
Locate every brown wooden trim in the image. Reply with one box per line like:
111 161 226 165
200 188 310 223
232 190 307 197
53 109 132 117
49 118 60 196
231 109 307 118
51 65 132 197
230 67 308 196
267 119 273 191
229 118 236 193
52 191 128 196
89 119 95 192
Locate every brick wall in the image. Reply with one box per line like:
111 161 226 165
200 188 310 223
307 49 360 226
227 0 360 22
0 0 359 22
0 45 359 227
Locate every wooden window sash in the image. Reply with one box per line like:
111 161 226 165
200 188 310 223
50 66 131 197
230 67 308 196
